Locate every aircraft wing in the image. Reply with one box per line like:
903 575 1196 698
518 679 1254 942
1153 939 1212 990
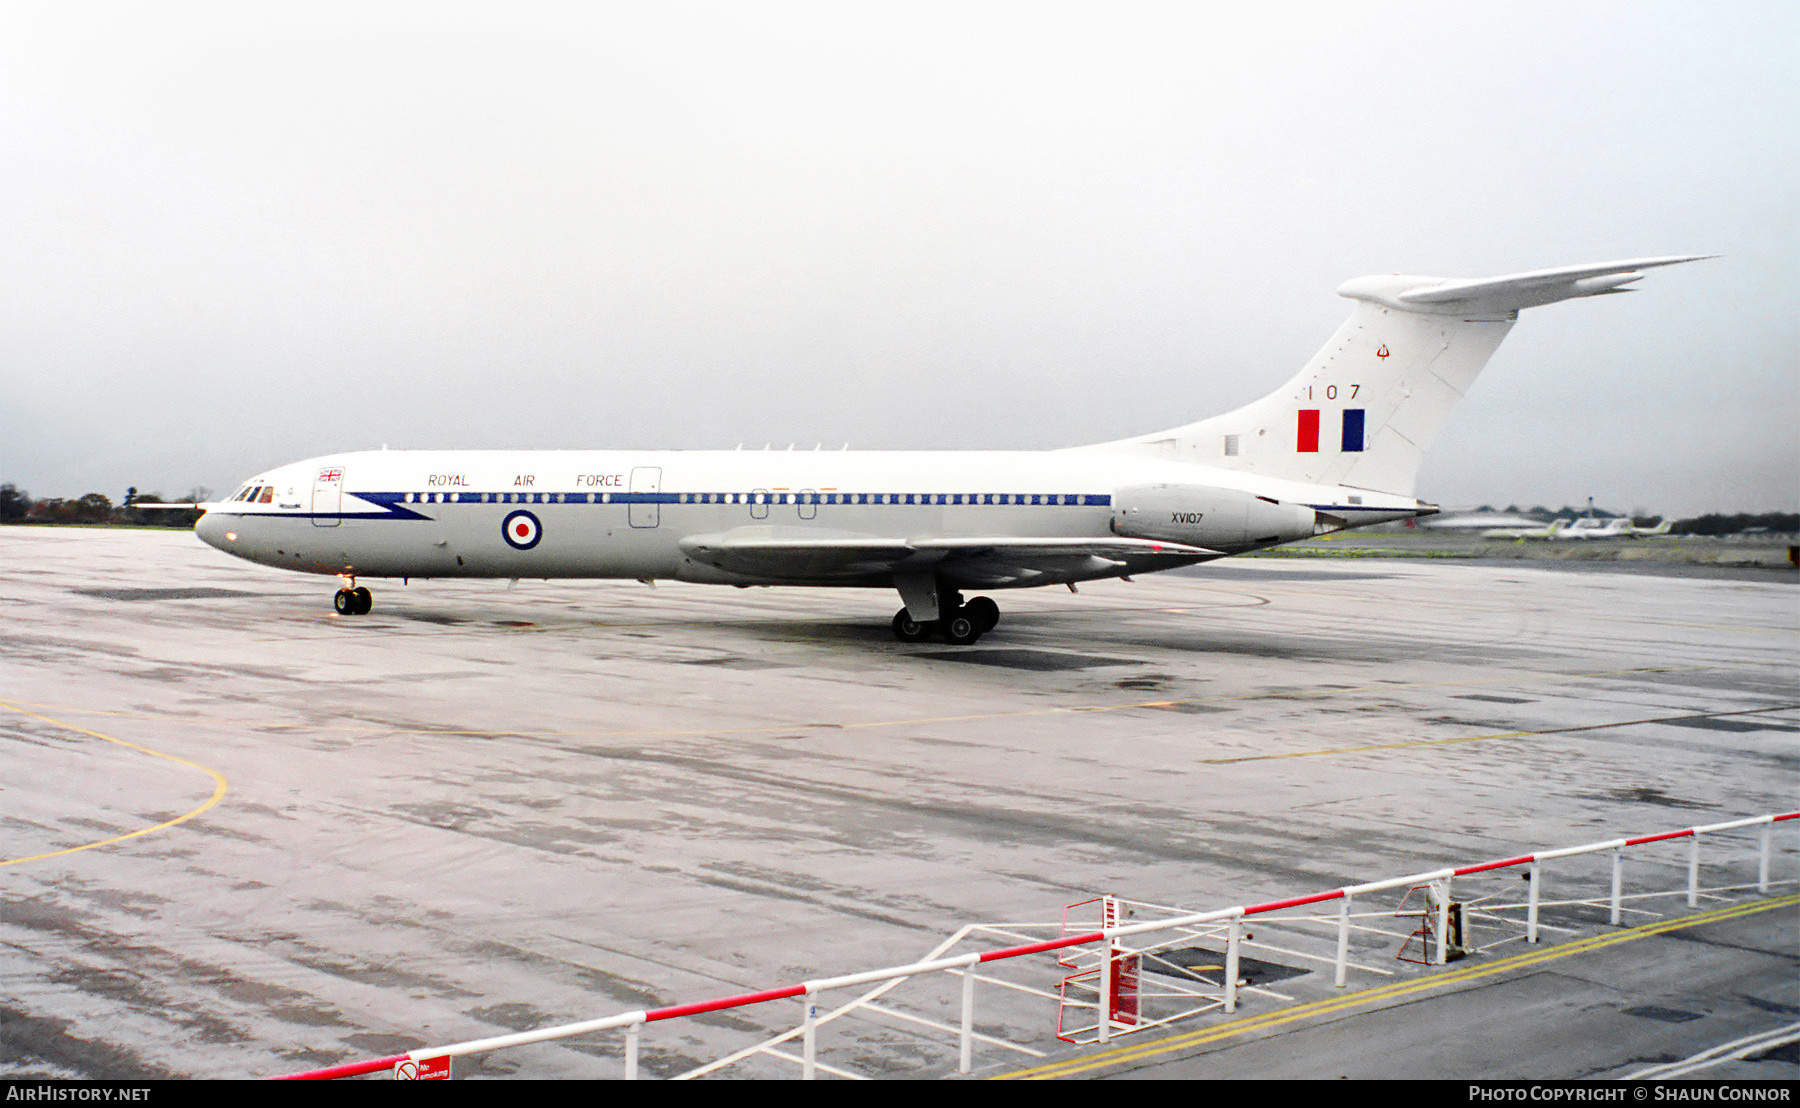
679 529 1221 586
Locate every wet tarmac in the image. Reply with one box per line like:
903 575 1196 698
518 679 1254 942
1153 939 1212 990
1 526 1794 1081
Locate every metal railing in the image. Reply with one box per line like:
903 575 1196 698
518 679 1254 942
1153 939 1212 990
276 810 1796 1080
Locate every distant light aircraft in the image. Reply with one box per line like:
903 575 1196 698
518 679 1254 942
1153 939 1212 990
1548 516 1673 540
192 256 1706 642
1482 519 1568 540
1484 516 1676 541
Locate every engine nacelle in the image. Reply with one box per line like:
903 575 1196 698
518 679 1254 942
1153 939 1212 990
1110 484 1317 551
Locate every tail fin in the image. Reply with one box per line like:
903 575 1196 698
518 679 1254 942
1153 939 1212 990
1090 256 1710 497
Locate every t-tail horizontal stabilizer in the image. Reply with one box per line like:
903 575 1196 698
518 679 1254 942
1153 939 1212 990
1346 255 1716 317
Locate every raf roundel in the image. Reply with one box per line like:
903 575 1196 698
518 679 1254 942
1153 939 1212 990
502 509 543 550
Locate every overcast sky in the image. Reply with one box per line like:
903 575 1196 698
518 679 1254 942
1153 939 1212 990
2 1 1794 517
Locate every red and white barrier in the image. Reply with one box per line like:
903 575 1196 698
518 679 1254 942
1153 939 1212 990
274 810 1798 1081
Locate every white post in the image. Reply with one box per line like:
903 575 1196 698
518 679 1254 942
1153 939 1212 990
1334 896 1351 988
802 996 817 1080
1224 919 1241 1014
1433 879 1450 966
959 968 975 1074
1097 939 1113 1044
624 1023 639 1081
1527 862 1541 944
1688 833 1700 908
1610 847 1623 926
1760 825 1772 892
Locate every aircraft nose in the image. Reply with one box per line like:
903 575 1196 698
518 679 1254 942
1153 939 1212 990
195 510 231 552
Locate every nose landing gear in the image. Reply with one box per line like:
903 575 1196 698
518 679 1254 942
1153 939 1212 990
333 580 373 616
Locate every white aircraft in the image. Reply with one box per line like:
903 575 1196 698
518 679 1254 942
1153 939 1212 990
1549 516 1674 540
1422 510 1542 531
1482 519 1568 540
195 255 1705 643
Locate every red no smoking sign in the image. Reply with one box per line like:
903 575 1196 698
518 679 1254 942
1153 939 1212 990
394 1055 452 1080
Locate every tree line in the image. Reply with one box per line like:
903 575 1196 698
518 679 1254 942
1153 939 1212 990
0 484 204 528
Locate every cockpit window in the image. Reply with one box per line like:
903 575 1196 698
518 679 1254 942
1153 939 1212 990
258 487 275 504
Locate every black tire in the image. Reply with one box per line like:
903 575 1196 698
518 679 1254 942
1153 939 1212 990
943 613 982 645
892 609 932 642
333 588 355 615
965 596 1000 633
352 587 373 615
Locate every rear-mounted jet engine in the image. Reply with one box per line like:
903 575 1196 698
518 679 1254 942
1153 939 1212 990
1110 484 1317 552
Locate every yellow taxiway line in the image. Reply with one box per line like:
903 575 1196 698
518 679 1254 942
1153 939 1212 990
0 699 229 868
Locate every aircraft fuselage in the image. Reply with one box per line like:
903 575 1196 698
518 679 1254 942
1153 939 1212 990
196 447 1419 588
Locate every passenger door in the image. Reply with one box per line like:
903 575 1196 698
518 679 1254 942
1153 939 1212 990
629 466 662 529
311 467 343 527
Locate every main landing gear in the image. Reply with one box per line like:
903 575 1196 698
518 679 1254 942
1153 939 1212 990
892 594 1000 645
333 581 373 616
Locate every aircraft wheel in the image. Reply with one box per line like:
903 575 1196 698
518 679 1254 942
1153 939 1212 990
333 588 356 615
964 596 999 634
892 609 933 643
352 586 373 615
943 611 982 645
